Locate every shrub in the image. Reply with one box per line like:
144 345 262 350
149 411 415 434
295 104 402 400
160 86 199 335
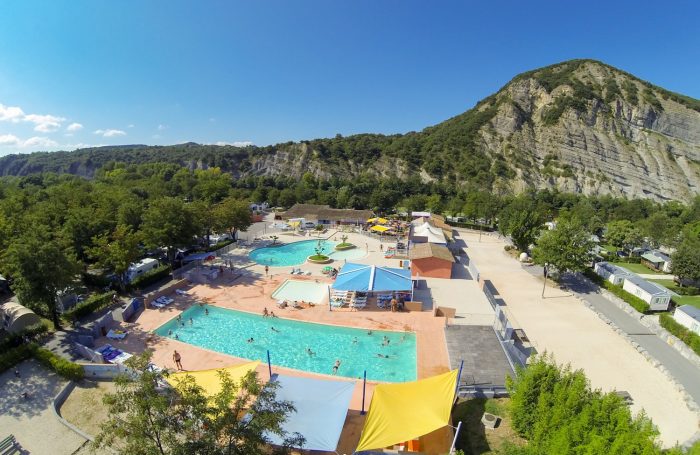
504 245 515 252
0 321 51 352
32 346 84 380
660 313 700 356
129 264 172 290
0 344 35 373
205 239 234 252
63 291 117 322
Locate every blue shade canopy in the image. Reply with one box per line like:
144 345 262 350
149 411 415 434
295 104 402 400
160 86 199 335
266 374 355 452
332 263 412 292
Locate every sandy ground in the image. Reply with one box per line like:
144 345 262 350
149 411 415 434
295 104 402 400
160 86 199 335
0 359 88 455
460 230 699 447
60 380 116 438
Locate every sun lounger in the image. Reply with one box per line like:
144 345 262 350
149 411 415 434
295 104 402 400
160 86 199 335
175 289 188 296
106 329 128 340
151 300 166 309
0 435 18 454
330 298 345 308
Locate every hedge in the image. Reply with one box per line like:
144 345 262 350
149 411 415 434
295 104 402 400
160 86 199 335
206 239 235 252
0 344 84 380
446 220 495 231
0 343 35 373
584 270 650 313
129 264 172 290
63 291 117 322
0 321 51 352
659 313 700 356
33 346 84 380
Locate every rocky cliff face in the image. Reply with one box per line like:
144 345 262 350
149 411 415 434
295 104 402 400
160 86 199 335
477 60 700 201
0 60 698 201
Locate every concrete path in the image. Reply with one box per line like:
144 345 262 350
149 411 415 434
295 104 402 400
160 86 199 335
636 273 675 280
458 230 698 447
0 359 87 455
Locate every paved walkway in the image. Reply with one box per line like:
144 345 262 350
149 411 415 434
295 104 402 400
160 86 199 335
458 230 698 447
0 359 87 455
445 325 513 388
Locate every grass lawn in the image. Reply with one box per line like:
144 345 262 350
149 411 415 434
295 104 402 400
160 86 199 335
612 262 663 275
648 279 700 310
60 380 116 436
601 243 618 253
452 398 525 455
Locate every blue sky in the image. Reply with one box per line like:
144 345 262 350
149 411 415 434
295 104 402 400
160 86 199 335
0 1 698 154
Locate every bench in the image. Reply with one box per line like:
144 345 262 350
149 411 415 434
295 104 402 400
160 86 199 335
0 435 18 454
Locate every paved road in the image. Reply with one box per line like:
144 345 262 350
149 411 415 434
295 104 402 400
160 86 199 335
523 264 700 404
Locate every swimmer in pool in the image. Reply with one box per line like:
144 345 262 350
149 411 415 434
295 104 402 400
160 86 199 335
352 337 358 344
247 337 254 343
271 327 280 333
376 353 389 358
367 330 373 336
332 360 341 375
306 348 315 356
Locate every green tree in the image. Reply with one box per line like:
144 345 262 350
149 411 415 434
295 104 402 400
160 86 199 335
141 197 199 266
3 229 81 327
87 225 142 290
671 235 700 286
498 196 546 251
506 354 659 454
93 351 304 455
532 219 593 275
605 220 643 251
213 197 253 240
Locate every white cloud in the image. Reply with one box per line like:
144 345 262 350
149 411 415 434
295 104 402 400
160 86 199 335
25 113 65 132
214 141 253 147
127 124 135 128
0 134 21 145
0 102 69 133
0 134 57 149
94 129 126 137
157 124 168 131
23 136 58 148
0 104 25 122
66 122 83 132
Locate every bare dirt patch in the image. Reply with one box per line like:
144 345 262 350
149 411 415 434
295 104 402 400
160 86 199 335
452 398 526 454
60 380 116 437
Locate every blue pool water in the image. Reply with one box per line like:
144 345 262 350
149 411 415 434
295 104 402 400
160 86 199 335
249 239 365 267
155 305 416 382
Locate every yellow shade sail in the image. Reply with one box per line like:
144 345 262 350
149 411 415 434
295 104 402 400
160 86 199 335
367 217 378 223
370 225 389 233
376 217 388 224
355 370 458 452
289 221 301 227
166 361 260 396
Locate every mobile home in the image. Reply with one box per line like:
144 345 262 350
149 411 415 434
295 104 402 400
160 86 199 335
673 305 700 336
594 262 630 286
127 258 160 282
622 275 672 311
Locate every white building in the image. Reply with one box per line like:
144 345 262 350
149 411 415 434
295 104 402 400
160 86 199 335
126 258 160 282
594 261 629 286
622 275 672 311
640 250 672 273
673 305 700 336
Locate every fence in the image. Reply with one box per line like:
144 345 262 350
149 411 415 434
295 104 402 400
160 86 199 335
465 255 480 282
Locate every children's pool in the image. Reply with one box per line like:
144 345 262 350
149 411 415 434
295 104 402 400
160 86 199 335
271 280 329 304
155 305 416 382
249 239 365 267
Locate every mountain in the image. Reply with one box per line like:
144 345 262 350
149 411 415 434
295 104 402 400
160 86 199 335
1 59 699 201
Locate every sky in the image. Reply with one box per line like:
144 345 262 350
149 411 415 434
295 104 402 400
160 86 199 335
0 1 699 154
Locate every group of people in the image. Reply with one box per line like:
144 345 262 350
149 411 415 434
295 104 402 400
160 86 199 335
262 307 278 318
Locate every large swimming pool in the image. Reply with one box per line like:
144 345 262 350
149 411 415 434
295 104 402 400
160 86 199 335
155 305 416 382
249 239 365 267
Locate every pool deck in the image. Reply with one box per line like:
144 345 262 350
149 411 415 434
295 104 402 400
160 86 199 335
90 232 460 453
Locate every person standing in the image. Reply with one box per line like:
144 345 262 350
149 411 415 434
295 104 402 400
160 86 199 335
173 350 183 370
265 265 269 276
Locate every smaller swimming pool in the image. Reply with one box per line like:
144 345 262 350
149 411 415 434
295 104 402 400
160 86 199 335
272 280 328 304
249 239 365 267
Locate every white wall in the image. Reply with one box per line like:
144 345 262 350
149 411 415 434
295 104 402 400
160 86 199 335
622 280 652 304
674 310 700 336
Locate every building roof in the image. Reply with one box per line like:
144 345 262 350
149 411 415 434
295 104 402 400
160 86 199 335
624 274 671 296
332 263 412 292
280 204 373 222
411 222 447 244
409 243 455 262
411 211 431 218
596 262 629 276
641 251 670 264
677 305 700 322
0 300 39 325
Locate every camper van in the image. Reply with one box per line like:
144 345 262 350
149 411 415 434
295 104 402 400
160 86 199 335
126 258 160 282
